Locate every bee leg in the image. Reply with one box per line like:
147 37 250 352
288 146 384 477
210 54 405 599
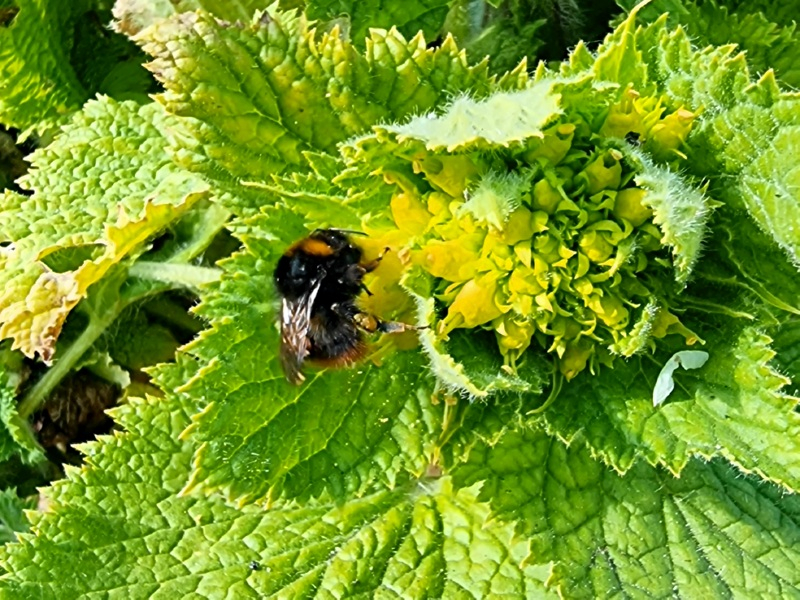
352 312 421 334
330 303 423 335
360 247 391 274
338 248 392 289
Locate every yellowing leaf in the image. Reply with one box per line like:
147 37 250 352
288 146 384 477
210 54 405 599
0 98 208 361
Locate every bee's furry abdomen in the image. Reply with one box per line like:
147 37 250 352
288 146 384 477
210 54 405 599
306 304 365 365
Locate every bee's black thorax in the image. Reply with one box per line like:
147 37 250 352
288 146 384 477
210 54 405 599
274 229 364 304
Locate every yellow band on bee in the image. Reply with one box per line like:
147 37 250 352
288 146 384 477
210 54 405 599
297 238 335 256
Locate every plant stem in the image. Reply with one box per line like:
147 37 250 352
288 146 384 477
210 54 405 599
18 306 120 419
128 261 221 289
527 369 563 415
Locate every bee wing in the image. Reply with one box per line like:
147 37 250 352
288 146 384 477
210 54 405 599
279 278 323 384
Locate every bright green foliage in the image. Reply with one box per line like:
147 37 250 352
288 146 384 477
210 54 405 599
454 425 800 599
2 2 800 598
0 0 92 133
0 352 552 599
0 98 208 361
0 346 42 464
0 488 34 545
540 322 800 491
0 0 151 135
134 6 526 211
303 0 452 47
616 0 800 88
584 14 800 275
445 0 626 76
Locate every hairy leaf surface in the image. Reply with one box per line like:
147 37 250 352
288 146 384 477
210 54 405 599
304 0 451 48
539 319 800 492
136 6 526 211
599 15 800 275
616 0 800 88
0 98 208 361
0 346 551 599
455 425 800 599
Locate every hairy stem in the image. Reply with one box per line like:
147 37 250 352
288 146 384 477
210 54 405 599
169 203 230 264
128 261 221 289
19 305 120 419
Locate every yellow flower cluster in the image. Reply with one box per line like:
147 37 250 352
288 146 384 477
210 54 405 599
368 92 699 379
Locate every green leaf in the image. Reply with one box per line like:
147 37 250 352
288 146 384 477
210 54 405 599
303 0 452 48
539 319 800 493
0 98 209 361
625 148 712 285
180 205 442 504
619 16 800 275
773 319 800 392
135 6 523 211
0 345 43 464
380 78 563 152
0 356 552 598
0 0 92 132
446 2 546 76
0 488 34 545
0 0 152 134
454 424 800 598
699 215 800 320
616 0 800 88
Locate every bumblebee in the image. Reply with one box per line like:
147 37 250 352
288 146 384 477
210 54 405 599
273 228 414 384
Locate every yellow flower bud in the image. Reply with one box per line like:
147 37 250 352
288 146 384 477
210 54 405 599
651 308 703 345
391 192 431 235
524 123 576 165
612 187 652 227
577 149 623 194
648 108 696 158
509 266 545 297
588 294 628 328
501 207 537 244
418 233 484 281
413 154 479 197
494 315 536 355
427 191 451 216
532 179 562 214
579 231 614 263
559 341 594 380
442 274 505 331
